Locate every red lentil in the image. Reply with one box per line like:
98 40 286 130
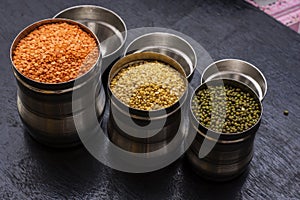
12 22 99 83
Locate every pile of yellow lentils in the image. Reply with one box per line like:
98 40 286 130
110 61 186 111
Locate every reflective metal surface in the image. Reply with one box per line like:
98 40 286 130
54 5 127 72
201 59 267 101
187 79 263 181
124 32 197 79
10 18 105 147
107 52 188 153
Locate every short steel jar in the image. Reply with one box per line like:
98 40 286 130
187 78 263 181
10 18 105 147
107 52 188 153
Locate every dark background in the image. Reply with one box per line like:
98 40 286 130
1 0 299 199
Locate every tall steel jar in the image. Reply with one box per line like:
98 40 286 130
10 19 105 147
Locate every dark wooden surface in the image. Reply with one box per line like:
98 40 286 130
1 0 299 199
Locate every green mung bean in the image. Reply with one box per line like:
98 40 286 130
191 84 261 133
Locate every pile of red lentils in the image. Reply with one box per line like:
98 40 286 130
12 22 99 83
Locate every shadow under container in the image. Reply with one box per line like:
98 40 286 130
10 19 105 148
107 52 188 153
187 79 263 181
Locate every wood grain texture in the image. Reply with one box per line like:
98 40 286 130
0 0 299 199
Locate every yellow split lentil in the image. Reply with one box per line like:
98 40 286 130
110 60 186 111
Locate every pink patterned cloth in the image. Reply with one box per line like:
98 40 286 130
246 0 300 33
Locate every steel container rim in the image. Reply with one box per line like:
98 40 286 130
124 32 197 79
53 5 127 59
201 58 267 101
189 79 263 141
10 18 102 93
108 52 188 118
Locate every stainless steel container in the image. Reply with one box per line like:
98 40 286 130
107 52 188 153
187 79 263 181
54 5 127 73
201 59 267 101
124 32 197 80
10 19 105 147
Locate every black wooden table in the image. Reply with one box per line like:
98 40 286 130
1 0 299 199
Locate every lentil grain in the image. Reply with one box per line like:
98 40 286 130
110 61 186 110
12 22 99 83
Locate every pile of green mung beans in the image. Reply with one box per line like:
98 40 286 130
191 84 261 133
